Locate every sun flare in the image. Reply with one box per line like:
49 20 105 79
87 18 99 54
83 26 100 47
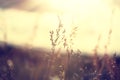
0 0 120 54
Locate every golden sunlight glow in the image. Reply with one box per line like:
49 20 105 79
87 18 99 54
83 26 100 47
0 0 120 54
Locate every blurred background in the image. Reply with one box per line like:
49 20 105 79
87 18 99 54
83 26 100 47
0 0 120 54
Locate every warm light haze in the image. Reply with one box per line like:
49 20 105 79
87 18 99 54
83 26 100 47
0 0 120 54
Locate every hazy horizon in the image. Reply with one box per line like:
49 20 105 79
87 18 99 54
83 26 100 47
0 0 120 54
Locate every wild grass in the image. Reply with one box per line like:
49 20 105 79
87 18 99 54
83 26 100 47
48 14 120 80
0 9 120 80
0 41 120 80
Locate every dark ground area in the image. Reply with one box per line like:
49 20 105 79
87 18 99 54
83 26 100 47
0 42 120 80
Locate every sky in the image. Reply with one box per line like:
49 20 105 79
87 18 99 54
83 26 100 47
0 0 120 54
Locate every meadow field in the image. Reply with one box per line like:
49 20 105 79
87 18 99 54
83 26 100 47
0 42 120 80
0 0 120 80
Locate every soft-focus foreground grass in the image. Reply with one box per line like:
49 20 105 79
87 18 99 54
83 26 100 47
0 42 120 80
